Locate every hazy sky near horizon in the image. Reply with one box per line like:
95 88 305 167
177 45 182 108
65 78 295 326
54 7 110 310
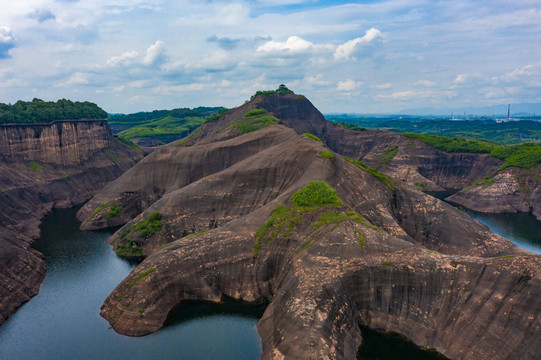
0 0 540 113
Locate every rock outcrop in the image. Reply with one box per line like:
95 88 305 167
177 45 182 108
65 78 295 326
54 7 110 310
0 120 143 324
82 94 540 359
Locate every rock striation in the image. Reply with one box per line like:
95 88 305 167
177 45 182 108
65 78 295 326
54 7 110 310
0 120 143 324
82 94 540 359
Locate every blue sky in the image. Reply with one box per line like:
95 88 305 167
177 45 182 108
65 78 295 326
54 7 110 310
0 0 540 113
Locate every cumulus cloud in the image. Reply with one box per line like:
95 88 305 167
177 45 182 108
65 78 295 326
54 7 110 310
337 79 362 91
451 73 484 88
29 9 56 23
334 28 382 61
257 35 317 54
143 40 166 66
0 26 16 59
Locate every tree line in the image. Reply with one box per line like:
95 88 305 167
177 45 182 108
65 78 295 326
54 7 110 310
0 98 108 124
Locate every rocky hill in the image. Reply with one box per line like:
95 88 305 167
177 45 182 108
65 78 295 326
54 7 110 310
80 92 540 359
0 120 143 324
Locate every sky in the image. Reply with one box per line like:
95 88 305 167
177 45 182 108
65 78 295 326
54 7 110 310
0 0 540 114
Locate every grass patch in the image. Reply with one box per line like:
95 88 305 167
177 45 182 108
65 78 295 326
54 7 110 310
117 136 143 153
319 152 335 160
115 243 143 257
28 161 45 173
291 180 343 209
186 229 209 238
344 157 395 189
254 205 302 255
302 133 322 142
234 115 279 134
461 174 496 192
90 200 113 218
243 109 267 117
154 242 174 252
379 146 398 164
356 229 365 249
492 254 541 260
128 268 156 287
382 261 393 266
120 211 164 240
104 205 122 219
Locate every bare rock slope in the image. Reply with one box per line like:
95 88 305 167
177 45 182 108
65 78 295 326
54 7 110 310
82 94 540 360
0 120 143 324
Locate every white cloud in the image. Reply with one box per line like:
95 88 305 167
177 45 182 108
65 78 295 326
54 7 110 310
0 26 15 59
337 79 362 91
143 40 166 66
373 83 392 89
107 50 139 67
257 36 317 54
414 80 435 87
334 28 382 61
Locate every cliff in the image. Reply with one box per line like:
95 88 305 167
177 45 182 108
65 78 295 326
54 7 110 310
0 120 143 324
81 94 540 359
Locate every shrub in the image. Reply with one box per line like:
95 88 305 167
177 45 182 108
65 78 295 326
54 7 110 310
302 133 322 142
344 157 395 189
291 181 343 209
319 152 335 160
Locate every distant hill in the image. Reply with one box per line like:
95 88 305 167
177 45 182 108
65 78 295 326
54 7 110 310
397 103 541 116
0 98 107 124
108 107 223 146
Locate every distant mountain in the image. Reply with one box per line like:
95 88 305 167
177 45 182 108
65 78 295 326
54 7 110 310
397 103 541 116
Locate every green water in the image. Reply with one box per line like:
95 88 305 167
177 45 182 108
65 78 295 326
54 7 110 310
0 206 264 360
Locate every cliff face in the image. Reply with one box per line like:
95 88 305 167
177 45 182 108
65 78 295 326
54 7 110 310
0 120 143 324
81 95 540 360
447 165 541 219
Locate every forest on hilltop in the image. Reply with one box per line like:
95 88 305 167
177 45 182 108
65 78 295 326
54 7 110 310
0 99 107 124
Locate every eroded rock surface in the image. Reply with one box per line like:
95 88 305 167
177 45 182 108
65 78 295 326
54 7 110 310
86 94 540 360
0 120 143 324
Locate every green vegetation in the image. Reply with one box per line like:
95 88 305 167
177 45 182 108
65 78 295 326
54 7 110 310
250 84 294 100
382 261 393 266
329 121 366 131
231 111 279 134
414 182 428 192
254 181 384 255
128 268 156 287
379 146 398 164
356 229 365 249
403 133 541 170
104 205 122 219
302 133 322 142
203 108 231 123
0 98 107 124
186 229 209 238
115 243 143 257
109 107 222 145
90 200 114 218
154 242 174 252
291 180 343 209
319 152 335 160
492 254 541 260
28 161 45 173
116 136 143 153
344 157 395 189
243 109 268 117
120 211 164 240
326 116 541 145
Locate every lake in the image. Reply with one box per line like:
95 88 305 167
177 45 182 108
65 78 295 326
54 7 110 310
1 201 538 359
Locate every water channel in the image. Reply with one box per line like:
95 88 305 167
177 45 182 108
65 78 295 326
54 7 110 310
0 200 538 359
